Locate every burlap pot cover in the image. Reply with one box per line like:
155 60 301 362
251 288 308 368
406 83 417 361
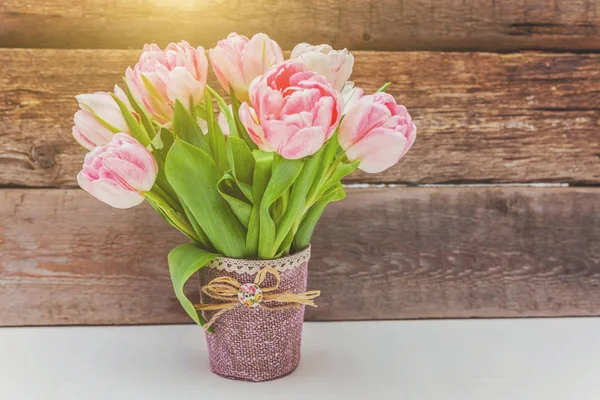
197 246 311 382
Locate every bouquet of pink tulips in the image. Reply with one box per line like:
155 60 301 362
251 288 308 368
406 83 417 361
72 33 416 326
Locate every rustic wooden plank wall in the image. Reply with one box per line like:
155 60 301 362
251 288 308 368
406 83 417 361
0 0 599 325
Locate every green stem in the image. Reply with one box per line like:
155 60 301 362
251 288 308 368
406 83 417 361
145 190 201 244
284 154 348 253
305 153 347 211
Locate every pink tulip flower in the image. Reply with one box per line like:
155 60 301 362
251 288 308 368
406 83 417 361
338 93 416 173
72 109 115 150
126 41 208 124
77 133 158 209
209 33 284 101
72 87 131 150
239 61 342 159
290 43 354 92
341 82 364 115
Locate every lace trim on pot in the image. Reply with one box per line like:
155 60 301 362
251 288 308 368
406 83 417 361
206 246 311 275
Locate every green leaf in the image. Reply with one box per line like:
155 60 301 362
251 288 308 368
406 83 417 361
293 182 346 251
179 200 214 251
272 150 322 254
148 128 179 208
122 79 156 138
195 103 208 120
246 150 273 255
226 137 255 202
306 134 339 203
230 91 258 151
145 190 200 244
110 93 151 146
166 139 246 257
275 229 295 258
377 82 392 92
316 160 360 200
207 86 238 138
172 100 211 155
168 243 220 327
272 189 289 226
258 155 304 258
205 90 228 173
217 174 252 228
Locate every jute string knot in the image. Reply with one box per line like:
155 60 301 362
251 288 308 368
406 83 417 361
195 266 320 331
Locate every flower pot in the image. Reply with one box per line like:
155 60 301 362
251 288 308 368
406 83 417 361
197 246 312 382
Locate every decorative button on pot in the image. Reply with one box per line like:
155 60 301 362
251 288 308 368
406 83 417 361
238 283 263 308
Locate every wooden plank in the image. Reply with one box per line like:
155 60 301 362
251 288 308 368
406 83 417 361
1 49 600 187
1 0 600 51
1 187 599 326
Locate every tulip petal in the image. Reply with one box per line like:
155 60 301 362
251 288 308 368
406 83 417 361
345 127 409 173
210 46 246 96
72 109 114 149
239 103 272 151
76 93 129 133
91 178 145 209
338 99 392 150
166 66 205 108
290 43 354 92
103 157 156 192
278 126 327 159
242 33 284 84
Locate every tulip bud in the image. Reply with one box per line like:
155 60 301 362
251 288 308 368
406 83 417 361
72 109 115 150
77 133 158 209
75 91 130 133
72 90 130 150
239 61 342 159
290 43 354 92
209 33 284 101
338 93 416 173
126 41 208 124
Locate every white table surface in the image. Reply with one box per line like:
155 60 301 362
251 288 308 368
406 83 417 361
0 319 598 399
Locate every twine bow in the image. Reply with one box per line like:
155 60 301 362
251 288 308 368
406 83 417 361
194 267 320 331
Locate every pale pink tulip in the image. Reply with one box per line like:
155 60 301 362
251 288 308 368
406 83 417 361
72 89 131 150
125 41 208 124
341 82 364 115
290 43 354 92
338 93 416 173
239 61 342 159
75 91 130 133
77 133 158 209
72 109 115 150
209 33 284 101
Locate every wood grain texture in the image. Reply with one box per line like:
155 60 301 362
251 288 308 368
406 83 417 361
1 187 599 326
2 49 600 187
1 0 600 51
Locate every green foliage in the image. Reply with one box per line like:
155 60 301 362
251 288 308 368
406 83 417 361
122 79 156 137
168 244 219 328
158 89 359 260
165 139 246 257
377 82 392 92
172 100 211 154
245 150 273 255
91 83 365 326
258 155 304 258
294 182 346 250
110 93 152 146
230 90 258 150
